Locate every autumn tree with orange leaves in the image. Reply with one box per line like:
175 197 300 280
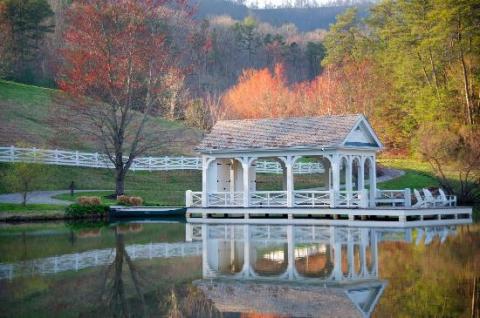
222 62 382 122
58 0 192 196
222 64 294 118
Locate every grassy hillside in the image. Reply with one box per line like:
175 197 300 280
0 80 203 155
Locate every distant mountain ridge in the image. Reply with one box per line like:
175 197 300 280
193 0 371 31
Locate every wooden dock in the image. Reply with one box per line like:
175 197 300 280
186 206 473 227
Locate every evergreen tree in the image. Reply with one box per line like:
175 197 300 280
1 0 54 83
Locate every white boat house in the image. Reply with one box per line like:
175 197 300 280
185 114 472 225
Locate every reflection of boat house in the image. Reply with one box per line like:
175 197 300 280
186 114 472 224
195 224 389 318
199 224 380 281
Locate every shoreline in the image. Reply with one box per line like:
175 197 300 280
0 212 108 223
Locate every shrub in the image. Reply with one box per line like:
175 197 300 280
65 204 109 218
77 196 102 206
129 196 143 206
116 195 144 206
117 195 130 205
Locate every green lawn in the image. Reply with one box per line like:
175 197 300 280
1 158 477 214
0 80 202 154
0 203 64 213
0 162 201 206
377 158 439 190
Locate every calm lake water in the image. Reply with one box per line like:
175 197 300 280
0 219 478 317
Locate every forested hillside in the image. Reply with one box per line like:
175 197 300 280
194 0 371 31
0 0 478 200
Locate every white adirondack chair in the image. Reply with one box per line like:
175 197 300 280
438 188 457 207
422 188 443 207
413 189 427 208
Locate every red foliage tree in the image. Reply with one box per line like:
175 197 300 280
222 64 295 118
222 61 384 122
58 0 192 195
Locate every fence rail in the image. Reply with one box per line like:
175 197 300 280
0 146 324 174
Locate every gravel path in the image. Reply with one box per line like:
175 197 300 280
0 190 113 205
377 167 406 183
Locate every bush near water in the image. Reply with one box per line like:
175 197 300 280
117 195 144 206
65 196 108 218
64 204 109 218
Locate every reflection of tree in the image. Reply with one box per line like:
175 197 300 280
100 226 147 317
375 224 480 317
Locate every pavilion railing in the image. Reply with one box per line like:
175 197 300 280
250 191 288 207
186 189 455 209
207 192 244 207
335 190 369 208
0 146 323 174
375 189 411 207
294 190 332 207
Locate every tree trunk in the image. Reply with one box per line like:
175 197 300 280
115 168 126 197
22 191 27 206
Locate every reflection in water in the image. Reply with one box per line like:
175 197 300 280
0 222 469 318
192 223 458 317
100 227 146 317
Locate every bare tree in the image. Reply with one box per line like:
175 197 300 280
419 125 480 203
58 0 192 195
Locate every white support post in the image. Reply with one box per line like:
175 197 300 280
346 156 353 206
369 157 377 208
185 190 192 207
286 156 294 208
331 155 340 208
240 157 252 208
358 158 365 190
202 156 214 208
360 189 369 208
404 188 412 207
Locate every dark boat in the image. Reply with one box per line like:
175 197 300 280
109 206 187 218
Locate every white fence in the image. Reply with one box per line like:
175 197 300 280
0 146 323 174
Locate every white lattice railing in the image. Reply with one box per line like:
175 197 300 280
0 146 324 174
207 192 244 207
336 190 369 208
250 191 288 207
375 189 411 207
294 190 332 207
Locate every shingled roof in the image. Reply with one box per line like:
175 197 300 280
196 114 372 153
